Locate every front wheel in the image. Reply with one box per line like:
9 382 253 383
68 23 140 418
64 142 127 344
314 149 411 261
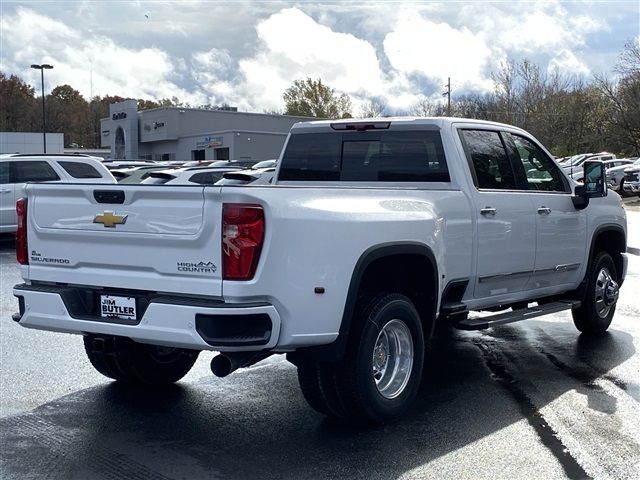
572 252 619 335
83 334 199 385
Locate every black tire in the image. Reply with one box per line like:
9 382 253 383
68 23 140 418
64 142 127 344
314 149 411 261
619 180 628 197
297 361 345 418
572 251 619 335
83 334 199 385
335 293 425 424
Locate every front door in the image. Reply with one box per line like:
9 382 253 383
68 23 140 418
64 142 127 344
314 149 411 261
504 133 586 289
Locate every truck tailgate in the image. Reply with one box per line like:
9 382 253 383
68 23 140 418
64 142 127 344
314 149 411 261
24 184 223 297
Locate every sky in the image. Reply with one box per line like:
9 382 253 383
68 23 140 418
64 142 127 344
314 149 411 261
1 1 638 114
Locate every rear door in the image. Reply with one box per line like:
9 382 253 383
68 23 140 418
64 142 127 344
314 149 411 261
458 129 536 299
25 183 223 297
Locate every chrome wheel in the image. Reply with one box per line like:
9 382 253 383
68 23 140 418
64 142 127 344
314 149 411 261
372 319 414 399
594 267 619 318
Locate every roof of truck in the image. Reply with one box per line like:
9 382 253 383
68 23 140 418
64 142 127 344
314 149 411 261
291 117 522 131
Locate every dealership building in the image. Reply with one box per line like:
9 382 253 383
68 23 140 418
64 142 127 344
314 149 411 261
100 99 311 162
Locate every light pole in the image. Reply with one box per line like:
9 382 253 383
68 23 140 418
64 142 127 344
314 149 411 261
30 64 54 153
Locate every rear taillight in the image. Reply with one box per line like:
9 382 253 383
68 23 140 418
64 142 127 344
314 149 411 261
222 204 265 280
16 198 28 265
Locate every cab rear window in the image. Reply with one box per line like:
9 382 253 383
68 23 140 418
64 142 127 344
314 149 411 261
279 130 449 182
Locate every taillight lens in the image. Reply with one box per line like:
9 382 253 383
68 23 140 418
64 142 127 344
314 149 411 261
16 198 28 265
222 204 265 280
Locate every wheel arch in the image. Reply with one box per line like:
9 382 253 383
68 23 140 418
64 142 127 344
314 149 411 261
289 242 439 363
588 224 626 283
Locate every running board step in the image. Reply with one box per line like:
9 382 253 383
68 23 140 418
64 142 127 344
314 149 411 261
455 300 581 331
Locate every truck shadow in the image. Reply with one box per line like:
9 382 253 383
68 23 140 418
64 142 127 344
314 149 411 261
0 321 635 479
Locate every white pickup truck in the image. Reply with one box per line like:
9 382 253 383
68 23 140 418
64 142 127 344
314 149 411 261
13 118 627 424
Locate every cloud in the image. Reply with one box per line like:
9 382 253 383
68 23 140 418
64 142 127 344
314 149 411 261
383 13 495 94
548 49 591 76
0 2 626 115
235 7 387 110
0 7 204 104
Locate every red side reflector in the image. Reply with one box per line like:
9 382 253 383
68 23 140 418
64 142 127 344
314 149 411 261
16 198 28 265
222 204 265 280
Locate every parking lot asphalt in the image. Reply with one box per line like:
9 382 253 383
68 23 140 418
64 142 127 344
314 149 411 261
1 204 639 479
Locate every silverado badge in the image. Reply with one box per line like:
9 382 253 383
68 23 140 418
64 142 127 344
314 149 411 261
94 211 128 228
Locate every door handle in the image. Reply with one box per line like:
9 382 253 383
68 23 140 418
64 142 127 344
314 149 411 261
537 207 552 215
480 207 497 216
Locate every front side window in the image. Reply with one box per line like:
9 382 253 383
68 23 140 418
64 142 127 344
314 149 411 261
12 161 60 182
505 134 568 192
459 130 516 190
58 161 103 179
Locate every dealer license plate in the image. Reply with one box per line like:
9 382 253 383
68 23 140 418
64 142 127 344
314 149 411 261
100 295 137 320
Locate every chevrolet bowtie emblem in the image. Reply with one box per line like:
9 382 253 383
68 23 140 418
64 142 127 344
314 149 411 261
94 211 128 228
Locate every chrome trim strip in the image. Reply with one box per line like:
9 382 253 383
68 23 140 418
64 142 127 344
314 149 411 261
478 263 581 283
553 263 581 272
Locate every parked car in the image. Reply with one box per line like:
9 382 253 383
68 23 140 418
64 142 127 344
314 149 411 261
569 159 634 183
0 154 115 233
111 165 175 184
622 161 640 196
181 160 216 167
249 159 278 170
606 158 640 194
563 152 615 172
208 160 257 169
103 160 157 170
140 166 241 185
215 167 276 186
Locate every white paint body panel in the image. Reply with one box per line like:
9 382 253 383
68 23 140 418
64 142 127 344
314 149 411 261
15 118 628 351
24 183 223 297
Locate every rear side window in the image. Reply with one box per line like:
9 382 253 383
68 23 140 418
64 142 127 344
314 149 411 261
11 161 60 182
279 130 449 182
459 130 516 190
58 161 103 179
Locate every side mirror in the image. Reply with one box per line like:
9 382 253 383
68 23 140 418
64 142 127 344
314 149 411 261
572 161 607 210
583 160 607 198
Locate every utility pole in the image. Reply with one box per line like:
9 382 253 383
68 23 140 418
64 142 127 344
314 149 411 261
442 77 451 116
30 63 54 153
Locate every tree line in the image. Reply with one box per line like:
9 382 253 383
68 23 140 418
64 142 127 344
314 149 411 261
1 39 638 156
282 40 639 157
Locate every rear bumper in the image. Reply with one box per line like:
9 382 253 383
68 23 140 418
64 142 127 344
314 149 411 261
13 283 281 352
